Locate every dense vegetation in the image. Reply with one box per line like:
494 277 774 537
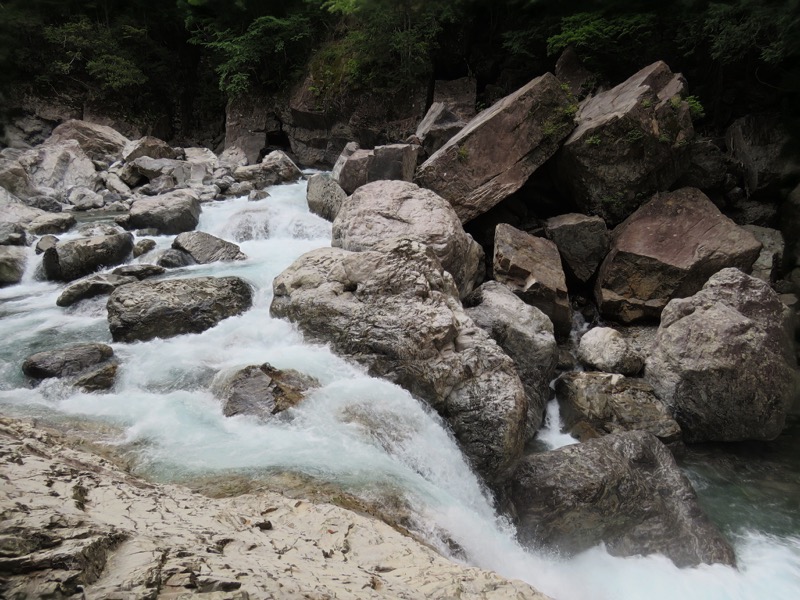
0 0 798 142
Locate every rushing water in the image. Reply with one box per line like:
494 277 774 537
1 178 799 599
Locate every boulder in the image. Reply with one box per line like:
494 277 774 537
577 327 643 375
65 186 104 211
306 173 347 222
184 147 219 184
554 61 694 225
555 46 596 98
554 372 680 443
415 102 465 157
0 222 26 246
0 190 47 229
464 281 557 437
232 151 303 189
127 190 201 234
0 157 39 199
42 232 134 282
271 238 527 484
35 235 58 255
432 76 477 121
493 223 572 337
103 171 132 196
223 94 269 165
155 248 196 269
122 136 179 162
47 119 129 164
26 213 76 235
111 264 166 280
596 188 763 323
57 273 137 307
743 225 783 284
332 180 484 298
508 431 735 567
331 141 359 181
543 214 610 283
367 144 419 183
172 231 246 264
675 137 735 195
73 363 118 392
333 148 373 194
107 276 253 342
726 114 797 196
416 73 574 223
20 139 100 194
130 157 191 186
22 343 114 379
0 246 27 286
215 363 320 419
645 268 799 442
133 238 156 258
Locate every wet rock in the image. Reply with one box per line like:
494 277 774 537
155 248 196 269
248 189 270 201
0 222 26 246
216 363 320 419
73 363 118 392
23 343 114 379
596 188 762 323
232 150 302 189
26 213 76 235
172 231 246 264
554 61 694 225
133 238 156 258
122 136 179 162
577 327 643 375
111 264 165 280
415 102 465 157
108 276 253 342
332 180 484 298
464 281 557 438
127 190 201 234
743 225 783 284
42 232 133 282
35 235 58 255
543 214 609 283
645 268 799 442
493 223 571 337
416 73 573 223
77 223 124 237
57 273 137 307
305 173 345 223
48 119 129 164
0 246 27 286
508 430 735 567
271 238 527 484
555 372 680 443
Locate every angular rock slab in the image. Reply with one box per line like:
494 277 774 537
22 343 118 392
0 246 28 286
107 276 253 342
493 223 571 337
122 136 179 163
306 173 346 222
596 188 762 323
332 180 484 298
42 233 134 282
20 139 100 194
415 73 574 223
577 327 643 375
554 61 694 225
271 238 527 484
544 213 609 283
333 144 420 195
48 119 129 164
57 273 137 307
233 150 303 189
127 190 201 235
554 372 680 443
645 268 799 442
172 231 246 264
508 431 735 567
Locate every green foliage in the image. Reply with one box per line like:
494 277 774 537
624 127 644 143
457 145 469 163
585 134 602 146
684 95 705 121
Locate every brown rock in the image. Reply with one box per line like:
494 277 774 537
216 363 320 419
544 213 609 283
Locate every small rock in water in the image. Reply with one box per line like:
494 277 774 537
57 273 137 307
112 264 166 280
156 248 195 269
133 238 156 257
172 231 246 264
22 343 117 392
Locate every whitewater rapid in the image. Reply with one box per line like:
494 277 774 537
1 178 798 599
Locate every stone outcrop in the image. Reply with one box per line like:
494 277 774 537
271 238 527 484
107 276 253 342
645 268 799 442
215 363 320 419
223 94 270 165
332 144 420 195
493 224 571 337
172 231 247 264
306 173 347 222
464 281 557 438
554 61 694 225
232 150 303 189
595 188 762 323
0 246 27 286
543 213 609 283
508 431 735 567
554 372 680 443
56 273 137 307
332 180 484 298
432 76 477 121
47 119 129 164
577 327 643 375
415 102 465 156
42 233 134 282
416 73 574 223
127 189 201 234
726 113 797 196
22 343 117 392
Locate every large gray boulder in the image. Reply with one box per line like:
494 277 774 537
416 73 574 223
107 276 253 342
172 231 246 264
0 157 39 199
18 140 100 194
0 190 47 229
555 372 681 444
47 119 129 164
27 213 76 235
271 238 527 484
127 190 201 234
232 150 302 189
493 223 571 337
464 281 557 438
415 102 465 157
596 188 762 323
743 225 784 284
332 180 484 298
543 214 610 283
508 431 735 567
332 144 420 195
122 136 179 162
645 268 799 442
22 342 118 392
42 232 134 282
0 246 28 286
577 327 643 375
130 157 191 187
554 61 694 225
306 173 347 222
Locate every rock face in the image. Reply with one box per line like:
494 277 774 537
306 173 347 222
543 214 609 283
20 139 100 194
271 239 527 484
172 231 246 264
56 273 137 307
47 119 129 164
416 73 574 223
27 213 76 235
578 327 643 375
232 150 303 189
554 61 694 225
332 181 484 298
555 372 681 443
0 246 27 286
216 363 320 419
726 113 797 196
493 224 571 337
464 281 557 437
645 268 799 442
42 233 134 282
332 144 420 195
596 188 762 323
508 431 735 567
22 343 117 391
743 225 783 284
122 136 179 162
127 190 201 234
107 276 253 342
415 102 465 156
